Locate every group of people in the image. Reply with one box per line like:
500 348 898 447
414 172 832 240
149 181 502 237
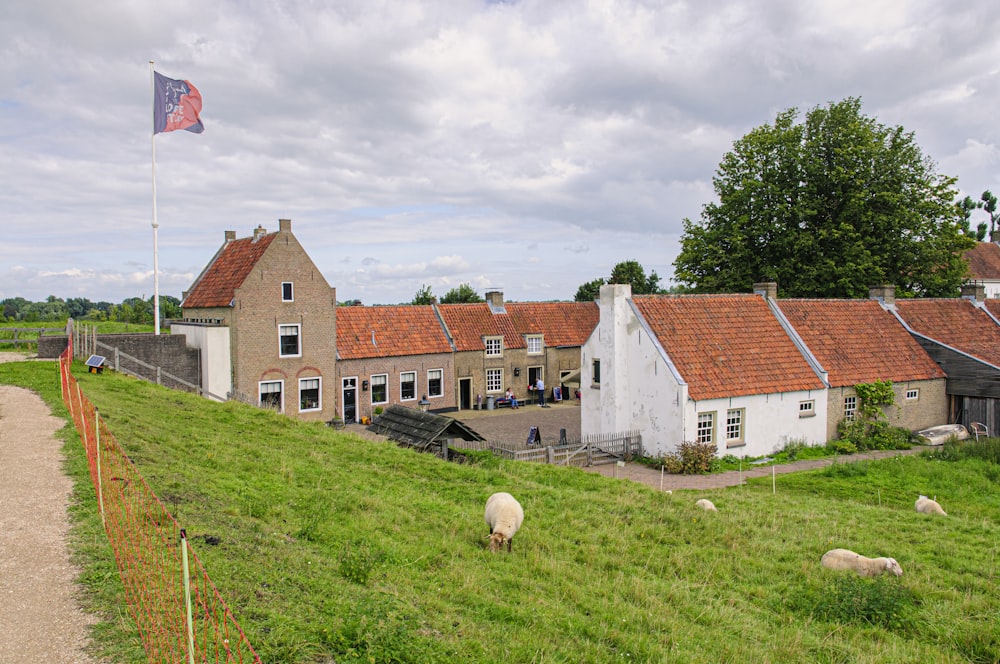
505 377 549 409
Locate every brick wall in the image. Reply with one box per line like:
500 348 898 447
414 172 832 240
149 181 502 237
336 352 456 420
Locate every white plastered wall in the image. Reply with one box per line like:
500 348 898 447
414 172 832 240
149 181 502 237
169 323 232 401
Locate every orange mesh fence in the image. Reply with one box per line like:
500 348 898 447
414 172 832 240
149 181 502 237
60 348 262 663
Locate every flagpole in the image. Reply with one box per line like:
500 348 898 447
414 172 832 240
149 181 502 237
150 60 161 335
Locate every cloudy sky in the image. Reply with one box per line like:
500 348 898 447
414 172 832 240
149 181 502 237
3 1 999 306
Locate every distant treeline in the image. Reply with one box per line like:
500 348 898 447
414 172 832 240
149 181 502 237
1 295 182 324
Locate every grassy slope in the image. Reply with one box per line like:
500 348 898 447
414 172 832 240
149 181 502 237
3 360 998 663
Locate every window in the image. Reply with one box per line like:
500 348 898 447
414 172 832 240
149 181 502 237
428 369 443 398
726 408 744 447
905 388 919 401
799 400 815 418
697 412 715 444
279 324 300 357
526 335 543 354
844 396 857 421
299 377 320 412
485 336 503 357
282 282 294 302
371 374 388 404
486 368 503 393
259 381 282 411
592 359 601 385
400 372 416 401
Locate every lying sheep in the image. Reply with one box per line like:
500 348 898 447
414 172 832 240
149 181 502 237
915 495 947 516
695 498 717 512
484 492 524 553
821 548 903 577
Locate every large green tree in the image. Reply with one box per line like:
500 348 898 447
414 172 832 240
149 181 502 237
674 98 975 298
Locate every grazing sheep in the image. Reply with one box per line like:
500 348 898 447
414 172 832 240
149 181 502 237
821 548 903 577
915 495 947 516
484 492 524 553
695 498 717 512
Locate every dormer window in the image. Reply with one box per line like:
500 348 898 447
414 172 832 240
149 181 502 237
282 282 294 302
526 335 543 354
485 336 503 357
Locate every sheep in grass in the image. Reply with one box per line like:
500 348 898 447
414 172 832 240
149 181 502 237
915 495 947 516
821 548 903 577
484 492 524 553
695 498 717 512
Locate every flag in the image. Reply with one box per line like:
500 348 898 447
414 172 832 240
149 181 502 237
153 71 204 134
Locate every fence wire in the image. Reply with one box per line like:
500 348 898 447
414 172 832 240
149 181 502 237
59 347 262 664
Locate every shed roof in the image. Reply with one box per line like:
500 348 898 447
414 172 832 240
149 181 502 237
367 405 485 447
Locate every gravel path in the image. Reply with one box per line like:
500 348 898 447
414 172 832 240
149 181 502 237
0 353 98 664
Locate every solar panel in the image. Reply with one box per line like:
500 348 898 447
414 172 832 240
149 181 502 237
85 355 106 368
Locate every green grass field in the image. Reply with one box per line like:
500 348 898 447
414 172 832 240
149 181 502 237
2 359 998 663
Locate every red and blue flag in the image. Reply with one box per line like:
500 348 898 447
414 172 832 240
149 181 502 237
153 71 204 134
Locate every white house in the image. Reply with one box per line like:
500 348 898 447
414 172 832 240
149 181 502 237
581 284 829 458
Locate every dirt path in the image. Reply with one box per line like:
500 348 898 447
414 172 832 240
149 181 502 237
0 353 98 663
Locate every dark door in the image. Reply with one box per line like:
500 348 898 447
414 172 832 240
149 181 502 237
460 378 471 410
343 377 357 423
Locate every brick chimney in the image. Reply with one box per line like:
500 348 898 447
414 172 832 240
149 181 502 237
252 225 267 241
224 230 236 242
279 218 291 232
869 284 896 306
486 290 504 307
992 229 1000 245
961 281 986 303
753 282 777 300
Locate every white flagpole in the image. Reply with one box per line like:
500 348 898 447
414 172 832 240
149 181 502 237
150 60 161 335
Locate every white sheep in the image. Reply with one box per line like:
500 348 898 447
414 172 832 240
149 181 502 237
915 495 947 516
484 492 524 553
695 498 717 512
821 548 903 577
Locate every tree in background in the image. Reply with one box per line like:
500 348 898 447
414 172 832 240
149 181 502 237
440 283 484 304
957 195 987 241
411 284 435 305
574 260 665 301
982 190 998 237
674 97 974 298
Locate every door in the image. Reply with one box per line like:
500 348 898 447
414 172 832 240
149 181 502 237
342 377 357 423
459 378 471 410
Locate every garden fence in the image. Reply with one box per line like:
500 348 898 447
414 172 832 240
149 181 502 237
453 429 642 466
59 345 261 664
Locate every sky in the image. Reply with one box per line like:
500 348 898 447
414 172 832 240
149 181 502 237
3 1 1000 306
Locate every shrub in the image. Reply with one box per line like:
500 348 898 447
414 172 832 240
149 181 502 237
662 441 718 475
826 439 858 455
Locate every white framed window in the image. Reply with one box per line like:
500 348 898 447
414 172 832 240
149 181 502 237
282 282 294 302
299 377 321 412
697 412 715 444
486 368 503 393
400 371 416 401
726 408 745 447
905 388 919 401
259 380 283 412
371 374 388 404
844 396 857 421
526 335 543 355
279 324 301 357
485 336 503 357
799 400 815 418
427 369 443 398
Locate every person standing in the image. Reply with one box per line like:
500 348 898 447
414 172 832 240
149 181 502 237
536 376 546 408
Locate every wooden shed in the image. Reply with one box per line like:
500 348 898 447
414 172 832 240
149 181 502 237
367 405 485 457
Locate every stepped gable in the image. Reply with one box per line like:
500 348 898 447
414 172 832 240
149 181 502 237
895 298 1000 367
336 306 452 359
779 299 945 386
632 293 825 401
181 233 277 308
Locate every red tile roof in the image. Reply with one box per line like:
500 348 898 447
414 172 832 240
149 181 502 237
778 299 945 386
633 294 825 401
336 306 453 359
435 301 598 351
182 234 277 308
895 299 1000 366
964 242 1000 280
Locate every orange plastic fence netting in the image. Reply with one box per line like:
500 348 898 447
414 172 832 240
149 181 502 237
60 348 262 664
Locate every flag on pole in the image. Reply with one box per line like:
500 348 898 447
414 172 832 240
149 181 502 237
153 71 204 134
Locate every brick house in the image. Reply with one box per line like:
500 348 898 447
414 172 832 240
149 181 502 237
335 305 456 423
435 291 598 410
175 219 338 422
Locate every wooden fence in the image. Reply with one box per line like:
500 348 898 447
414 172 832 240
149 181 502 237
452 430 642 467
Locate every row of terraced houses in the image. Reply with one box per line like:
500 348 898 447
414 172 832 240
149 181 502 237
172 219 1000 459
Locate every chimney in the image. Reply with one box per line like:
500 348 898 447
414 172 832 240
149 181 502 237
253 225 267 241
869 284 895 306
753 282 777 300
961 281 986 303
992 229 1000 245
279 218 291 232
224 230 236 242
486 290 503 307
